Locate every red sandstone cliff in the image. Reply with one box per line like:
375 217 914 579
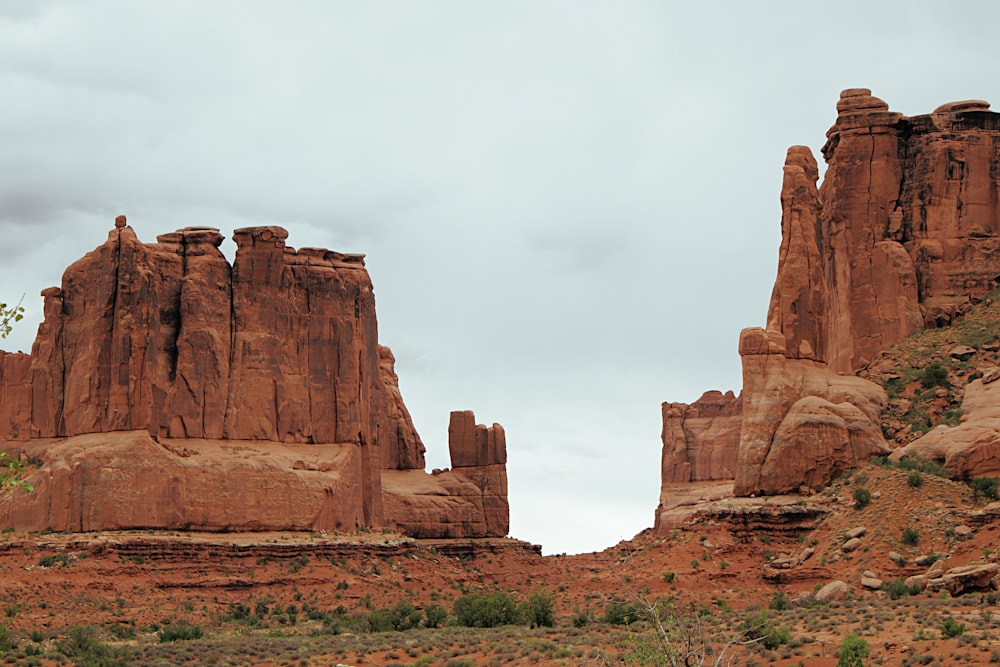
658 90 1000 514
0 221 507 538
654 391 741 530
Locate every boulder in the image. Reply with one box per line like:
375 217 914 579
815 580 849 602
842 537 862 553
890 372 1000 478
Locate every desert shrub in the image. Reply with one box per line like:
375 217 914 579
37 555 56 568
896 455 948 477
957 320 1000 349
159 621 203 642
942 408 963 426
836 632 870 667
424 604 447 629
603 601 642 625
370 601 422 632
56 626 132 666
884 376 905 398
453 591 522 628
769 591 792 611
105 623 135 640
941 618 966 638
0 625 12 653
764 624 792 650
853 487 872 510
883 578 910 600
920 363 950 389
902 527 919 546
908 470 924 488
523 589 555 628
973 477 1000 501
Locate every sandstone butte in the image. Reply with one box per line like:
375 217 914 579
657 90 1000 530
0 220 508 538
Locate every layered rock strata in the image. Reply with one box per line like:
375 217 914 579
0 221 508 537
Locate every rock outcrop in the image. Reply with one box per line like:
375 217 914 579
773 89 1000 372
890 368 1000 477
658 90 1000 509
0 221 508 538
382 411 509 538
654 391 741 530
734 328 889 495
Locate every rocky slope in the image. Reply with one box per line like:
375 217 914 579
0 219 507 537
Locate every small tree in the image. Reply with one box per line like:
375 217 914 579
0 298 23 340
523 589 555 628
852 487 872 510
0 296 32 494
836 632 869 667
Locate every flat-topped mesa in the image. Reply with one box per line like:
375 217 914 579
0 219 508 537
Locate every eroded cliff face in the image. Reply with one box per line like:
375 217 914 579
658 90 1000 511
0 221 506 537
772 89 1000 372
654 390 741 530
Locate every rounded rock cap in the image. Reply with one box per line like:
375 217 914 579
836 88 889 115
933 100 991 114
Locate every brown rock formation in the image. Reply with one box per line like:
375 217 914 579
654 391 741 530
659 90 1000 506
0 222 508 538
890 368 1000 477
774 89 1000 373
382 411 509 538
734 328 889 496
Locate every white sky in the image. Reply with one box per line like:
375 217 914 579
1 1 999 554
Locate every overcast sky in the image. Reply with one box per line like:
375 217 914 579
2 2 999 554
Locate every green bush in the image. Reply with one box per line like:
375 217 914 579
941 618 965 638
836 632 870 667
902 527 919 546
523 589 555 628
740 610 769 642
370 601 422 632
883 578 910 600
920 363 950 389
973 477 1000 501
56 626 132 666
907 471 924 488
423 604 447 629
768 591 792 611
0 625 12 653
453 591 522 628
159 621 203 642
603 601 643 625
764 624 792 650
853 487 872 510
